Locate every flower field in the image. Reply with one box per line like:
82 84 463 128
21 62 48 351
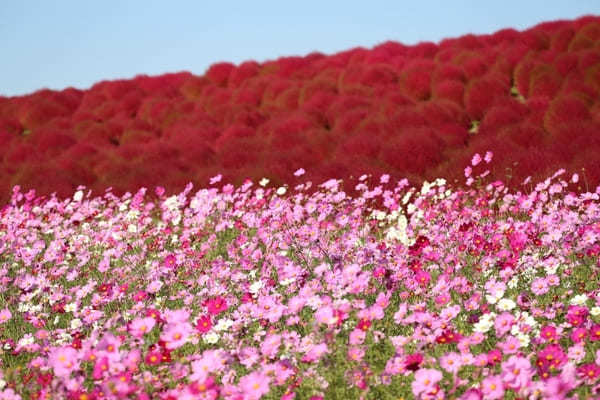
1 16 600 204
0 155 600 399
2 14 600 400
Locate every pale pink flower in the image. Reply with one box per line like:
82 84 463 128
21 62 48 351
49 346 79 378
471 153 482 166
160 322 194 350
481 375 504 399
238 371 270 400
412 368 442 398
0 309 11 324
484 151 493 163
129 317 156 338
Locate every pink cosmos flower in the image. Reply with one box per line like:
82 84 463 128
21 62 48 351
481 375 504 399
163 253 177 269
209 174 222 184
92 356 109 380
160 322 194 350
238 371 271 400
196 315 212 333
531 277 549 295
497 335 520 354
440 352 462 374
494 312 515 338
49 346 79 378
540 324 558 343
544 376 576 399
484 151 493 163
0 309 12 323
571 327 587 343
302 342 329 363
206 296 228 315
471 153 482 166
347 346 365 362
411 368 442 398
129 317 156 338
260 334 281 359
590 324 600 341
349 328 366 345
293 168 305 177
501 355 534 391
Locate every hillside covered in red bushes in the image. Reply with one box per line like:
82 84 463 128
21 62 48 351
1 15 599 203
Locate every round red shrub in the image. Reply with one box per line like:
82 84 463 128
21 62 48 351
381 128 444 175
179 76 210 100
554 52 580 75
432 64 466 84
432 80 465 105
543 95 591 134
228 61 260 88
550 26 576 51
399 59 435 101
521 29 551 51
406 42 438 58
431 122 469 147
464 73 510 120
486 28 520 46
528 65 563 99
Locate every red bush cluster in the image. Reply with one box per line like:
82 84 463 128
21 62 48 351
1 16 600 203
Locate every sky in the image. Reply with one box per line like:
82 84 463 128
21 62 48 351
1 1 599 97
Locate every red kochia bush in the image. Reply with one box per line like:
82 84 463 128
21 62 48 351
228 61 260 88
3 15 600 203
464 73 510 120
399 59 435 101
543 95 591 134
381 128 444 175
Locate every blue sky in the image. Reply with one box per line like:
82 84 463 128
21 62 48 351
1 0 599 96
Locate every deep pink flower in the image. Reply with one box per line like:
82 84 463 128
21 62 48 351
571 327 588 343
578 363 600 382
540 324 558 343
163 253 177 269
206 296 228 315
590 324 600 342
196 315 212 333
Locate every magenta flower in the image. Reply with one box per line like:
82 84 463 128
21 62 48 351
206 296 228 315
540 324 558 343
571 327 588 343
195 315 212 333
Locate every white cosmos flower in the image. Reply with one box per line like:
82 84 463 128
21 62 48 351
570 295 588 306
497 298 516 311
259 178 269 187
203 331 219 344
70 318 82 330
